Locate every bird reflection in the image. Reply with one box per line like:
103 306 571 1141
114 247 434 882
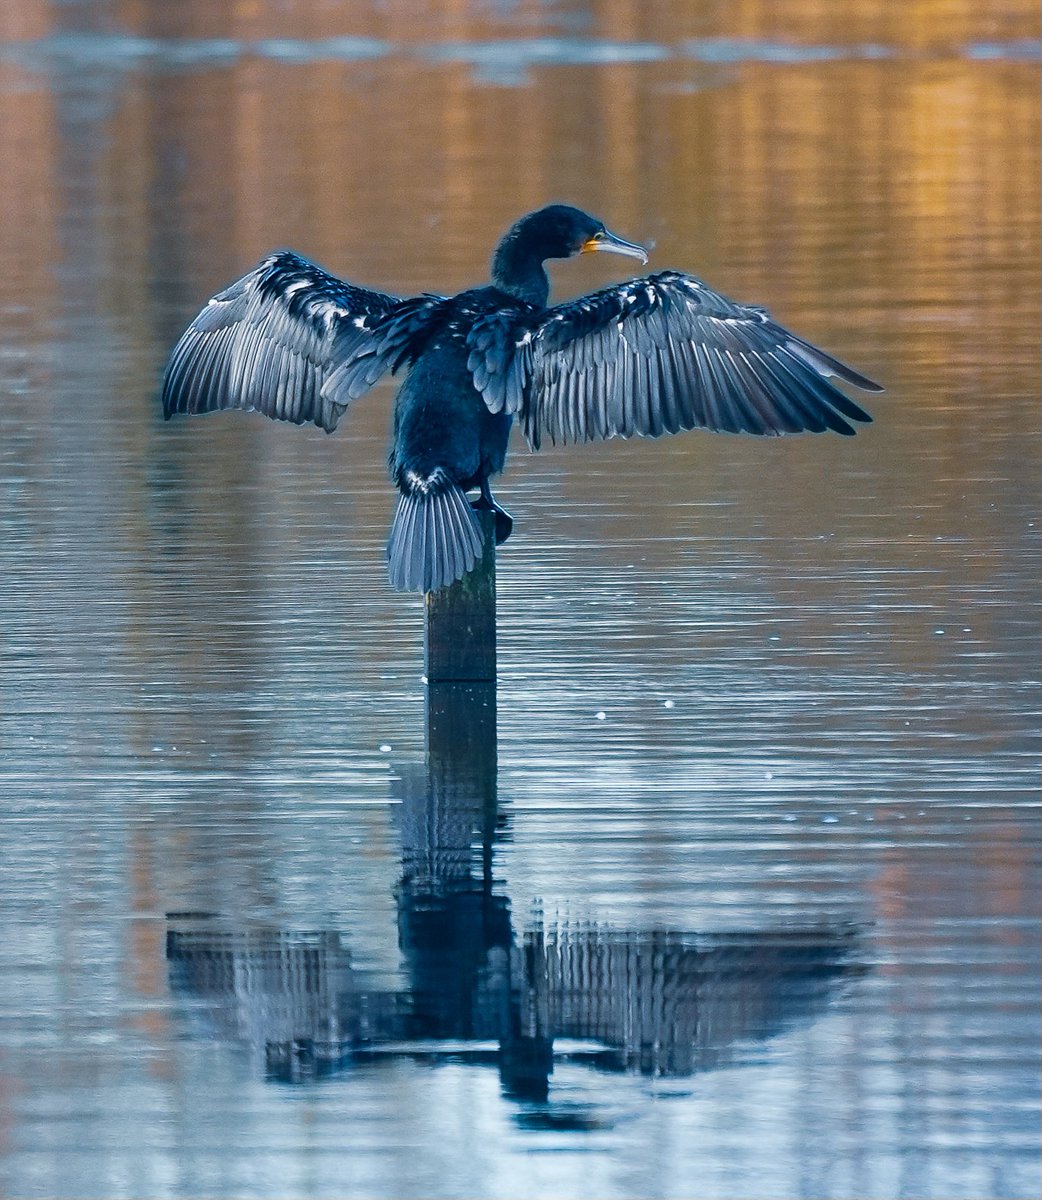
167 686 863 1118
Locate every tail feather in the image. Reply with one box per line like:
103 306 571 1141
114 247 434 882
387 471 484 593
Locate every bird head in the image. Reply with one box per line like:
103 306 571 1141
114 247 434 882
492 205 648 304
521 205 649 265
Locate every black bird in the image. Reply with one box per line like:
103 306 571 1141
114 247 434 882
162 204 882 593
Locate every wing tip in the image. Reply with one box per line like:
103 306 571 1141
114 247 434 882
785 337 884 394
836 369 885 394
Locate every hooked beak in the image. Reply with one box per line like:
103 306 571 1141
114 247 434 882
581 228 649 266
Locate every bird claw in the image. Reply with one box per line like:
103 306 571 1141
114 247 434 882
471 489 514 545
492 508 513 545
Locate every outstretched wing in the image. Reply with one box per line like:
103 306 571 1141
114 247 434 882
468 271 882 450
161 251 405 433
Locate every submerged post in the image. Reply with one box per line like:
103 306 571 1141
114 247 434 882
423 509 496 682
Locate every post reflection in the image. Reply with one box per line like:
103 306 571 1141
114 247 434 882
167 686 863 1117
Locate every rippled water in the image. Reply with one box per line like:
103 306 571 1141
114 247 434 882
1 2 1039 1198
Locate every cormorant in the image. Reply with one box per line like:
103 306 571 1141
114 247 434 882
162 204 882 593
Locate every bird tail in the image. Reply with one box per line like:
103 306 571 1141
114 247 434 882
387 469 485 593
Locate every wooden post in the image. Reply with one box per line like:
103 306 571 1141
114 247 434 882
425 681 499 876
423 509 496 683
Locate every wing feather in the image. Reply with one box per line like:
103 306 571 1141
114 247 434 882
757 350 830 433
161 251 402 432
503 271 880 447
593 359 611 440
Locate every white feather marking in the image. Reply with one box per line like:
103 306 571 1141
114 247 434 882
405 469 439 494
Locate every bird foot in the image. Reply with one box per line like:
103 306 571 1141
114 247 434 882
470 493 514 545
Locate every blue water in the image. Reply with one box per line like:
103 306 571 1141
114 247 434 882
0 2 1039 1197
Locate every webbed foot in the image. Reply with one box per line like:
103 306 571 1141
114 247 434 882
471 480 514 545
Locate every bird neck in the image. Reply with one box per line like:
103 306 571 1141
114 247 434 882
491 234 550 307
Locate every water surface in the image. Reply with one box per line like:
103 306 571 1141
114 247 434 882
0 2 1039 1197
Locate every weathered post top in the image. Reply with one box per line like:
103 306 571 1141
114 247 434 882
423 509 497 683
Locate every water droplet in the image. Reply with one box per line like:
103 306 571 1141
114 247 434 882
379 744 392 753
663 700 675 709
595 711 607 721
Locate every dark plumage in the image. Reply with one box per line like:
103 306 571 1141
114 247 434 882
162 204 882 593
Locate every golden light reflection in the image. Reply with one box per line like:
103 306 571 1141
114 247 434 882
0 7 1037 1176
